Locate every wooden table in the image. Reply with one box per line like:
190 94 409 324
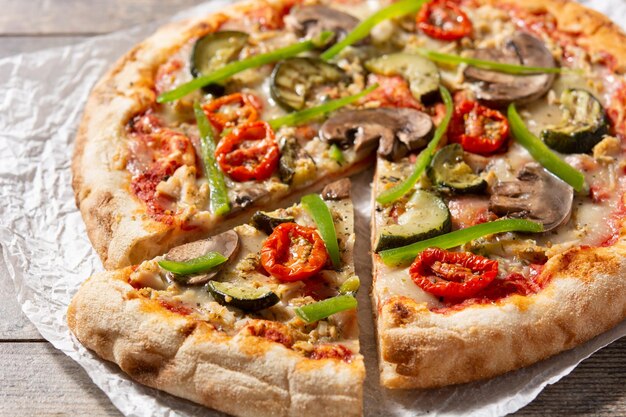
0 1 624 415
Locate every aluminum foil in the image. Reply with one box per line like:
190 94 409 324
1 1 625 416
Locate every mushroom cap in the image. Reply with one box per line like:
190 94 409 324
322 178 352 200
464 32 557 107
319 108 434 161
284 5 360 43
489 163 573 232
165 230 240 285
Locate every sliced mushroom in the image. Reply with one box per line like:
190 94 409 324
322 178 351 200
231 184 269 212
165 230 240 285
464 32 556 106
489 163 573 232
285 5 360 44
319 108 434 161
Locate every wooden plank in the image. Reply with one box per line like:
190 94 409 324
0 342 121 416
516 337 626 416
0 36 89 59
0 0 202 35
0 340 623 416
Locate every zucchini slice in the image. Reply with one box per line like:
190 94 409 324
365 53 440 103
208 281 279 311
251 211 295 235
428 144 487 194
190 31 249 94
374 190 451 252
541 89 609 154
270 57 347 110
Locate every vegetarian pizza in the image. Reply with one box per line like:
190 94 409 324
68 0 626 414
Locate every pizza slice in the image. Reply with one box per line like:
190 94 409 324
73 0 378 270
68 181 364 416
366 0 626 388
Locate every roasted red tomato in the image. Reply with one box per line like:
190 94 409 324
261 223 329 282
409 248 498 299
215 120 279 182
202 93 262 133
416 0 473 41
448 100 510 155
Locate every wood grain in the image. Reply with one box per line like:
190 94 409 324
0 0 201 35
0 342 121 416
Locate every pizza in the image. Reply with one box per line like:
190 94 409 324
69 181 365 416
68 0 626 414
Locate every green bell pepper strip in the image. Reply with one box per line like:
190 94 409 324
267 84 377 130
379 219 544 266
321 0 429 61
339 276 360 294
329 144 345 164
158 252 228 275
507 104 585 192
158 31 333 103
414 48 565 75
301 194 342 268
376 86 453 205
193 102 231 216
295 295 357 323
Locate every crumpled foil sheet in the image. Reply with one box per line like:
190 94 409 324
0 1 624 416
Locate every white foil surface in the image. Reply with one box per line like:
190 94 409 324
1 1 625 416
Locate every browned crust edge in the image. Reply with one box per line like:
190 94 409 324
72 0 375 270
370 0 626 389
67 270 364 417
483 0 626 72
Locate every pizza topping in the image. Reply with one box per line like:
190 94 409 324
268 85 376 130
162 230 240 284
541 89 610 154
508 103 585 191
241 320 294 348
309 344 353 362
201 93 262 133
464 32 557 106
376 86 453 204
285 5 360 44
158 32 334 103
339 276 360 295
489 163 574 232
409 248 498 298
158 252 228 277
190 31 249 95
270 57 347 110
448 100 509 155
295 294 357 323
215 121 280 182
193 102 230 216
416 0 472 41
321 178 351 201
261 222 328 281
365 53 440 103
428 144 487 193
251 210 295 235
375 190 451 252
207 281 280 311
319 107 433 161
379 218 543 266
321 0 428 60
301 193 341 268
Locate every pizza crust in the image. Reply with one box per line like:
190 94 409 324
480 0 626 72
72 0 373 270
68 270 365 417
